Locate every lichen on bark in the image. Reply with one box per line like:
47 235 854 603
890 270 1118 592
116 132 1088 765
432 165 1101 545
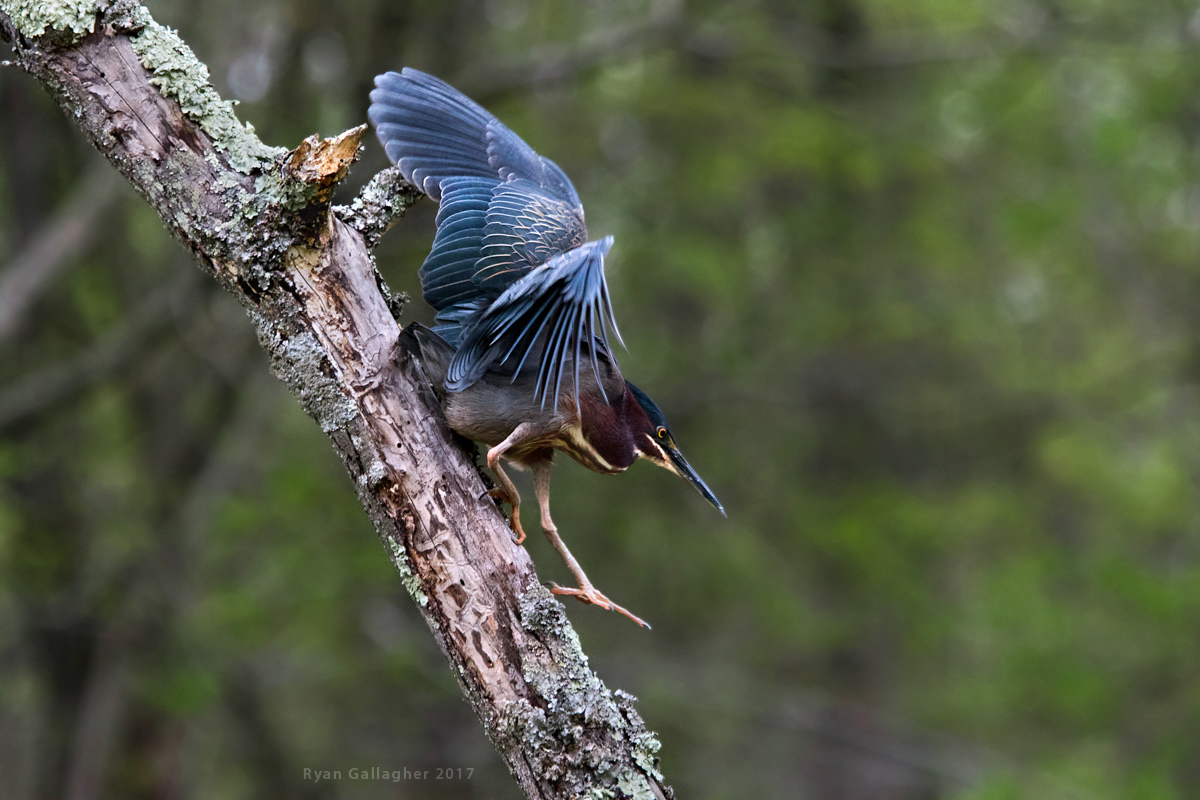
0 0 95 40
130 18 282 173
335 165 422 248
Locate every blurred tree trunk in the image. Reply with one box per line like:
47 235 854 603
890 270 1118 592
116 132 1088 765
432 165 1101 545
0 4 670 799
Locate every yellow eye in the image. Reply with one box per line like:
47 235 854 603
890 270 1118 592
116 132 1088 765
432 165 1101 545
657 427 667 439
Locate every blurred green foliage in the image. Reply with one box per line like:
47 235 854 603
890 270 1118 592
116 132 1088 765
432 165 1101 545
4 0 1200 798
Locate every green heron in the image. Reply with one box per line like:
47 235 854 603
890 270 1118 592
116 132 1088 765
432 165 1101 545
369 68 723 627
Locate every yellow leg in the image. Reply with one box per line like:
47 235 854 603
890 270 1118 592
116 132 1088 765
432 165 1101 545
531 461 650 629
485 423 542 545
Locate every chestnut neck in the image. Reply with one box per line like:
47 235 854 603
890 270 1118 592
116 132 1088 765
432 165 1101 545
579 384 648 472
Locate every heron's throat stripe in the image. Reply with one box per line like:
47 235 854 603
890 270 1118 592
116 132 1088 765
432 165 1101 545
560 423 623 475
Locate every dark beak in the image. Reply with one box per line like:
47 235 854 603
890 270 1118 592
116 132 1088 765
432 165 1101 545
666 445 726 517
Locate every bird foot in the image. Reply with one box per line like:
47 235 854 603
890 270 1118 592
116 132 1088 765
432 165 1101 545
550 583 651 629
508 517 526 545
485 486 513 505
484 488 525 544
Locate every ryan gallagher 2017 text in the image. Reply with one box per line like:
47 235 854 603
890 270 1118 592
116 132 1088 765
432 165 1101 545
304 767 474 783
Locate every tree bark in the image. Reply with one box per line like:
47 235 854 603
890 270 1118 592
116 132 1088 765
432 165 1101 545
0 3 671 798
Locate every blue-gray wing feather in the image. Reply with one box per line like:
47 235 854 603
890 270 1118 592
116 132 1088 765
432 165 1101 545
368 68 587 321
447 237 621 413
368 68 616 401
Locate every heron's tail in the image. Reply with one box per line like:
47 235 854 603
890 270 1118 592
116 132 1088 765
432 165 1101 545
398 322 454 395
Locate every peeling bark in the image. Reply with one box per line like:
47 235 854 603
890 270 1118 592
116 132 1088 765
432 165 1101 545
0 3 672 798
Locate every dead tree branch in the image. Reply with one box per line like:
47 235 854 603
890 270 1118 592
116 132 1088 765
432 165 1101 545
0 3 670 798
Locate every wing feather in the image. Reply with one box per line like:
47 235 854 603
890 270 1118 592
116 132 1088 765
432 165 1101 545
446 237 620 413
369 69 618 398
369 68 588 328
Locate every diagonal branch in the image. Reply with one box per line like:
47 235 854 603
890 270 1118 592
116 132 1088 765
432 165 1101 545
0 3 671 798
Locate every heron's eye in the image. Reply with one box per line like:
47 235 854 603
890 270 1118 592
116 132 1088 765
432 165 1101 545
657 427 667 439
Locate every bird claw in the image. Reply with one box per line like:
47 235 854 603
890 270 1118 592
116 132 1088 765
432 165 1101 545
485 486 513 505
549 583 651 629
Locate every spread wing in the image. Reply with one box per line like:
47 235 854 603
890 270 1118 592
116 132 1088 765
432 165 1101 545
368 68 623 405
447 237 622 413
368 68 587 318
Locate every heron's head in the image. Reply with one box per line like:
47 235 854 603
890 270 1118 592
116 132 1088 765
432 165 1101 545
626 382 725 515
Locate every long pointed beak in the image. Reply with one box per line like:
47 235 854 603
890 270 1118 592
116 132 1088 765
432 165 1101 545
665 446 726 517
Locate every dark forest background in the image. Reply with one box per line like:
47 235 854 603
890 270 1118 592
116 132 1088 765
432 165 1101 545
4 0 1200 798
